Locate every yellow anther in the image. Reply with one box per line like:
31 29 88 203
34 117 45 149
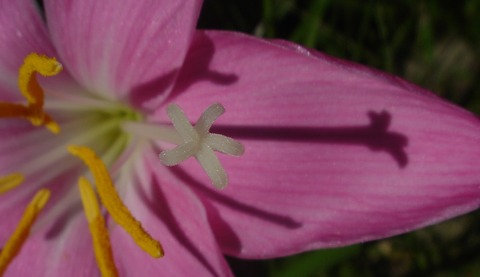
0 53 62 134
78 177 119 277
18 53 62 106
0 189 50 275
0 173 24 195
68 145 164 258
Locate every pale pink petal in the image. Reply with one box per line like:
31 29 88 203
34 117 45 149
0 155 95 276
111 148 232 276
153 31 480 258
0 0 56 100
3 212 98 277
44 0 203 109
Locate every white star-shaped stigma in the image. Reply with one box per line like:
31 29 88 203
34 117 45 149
159 103 245 189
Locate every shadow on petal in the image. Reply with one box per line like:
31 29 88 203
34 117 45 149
136 172 222 277
200 200 242 254
167 32 239 100
129 69 179 110
212 110 409 168
167 166 303 254
169 166 303 229
45 202 82 240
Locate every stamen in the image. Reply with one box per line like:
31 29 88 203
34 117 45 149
0 103 30 119
0 103 60 134
78 177 119 277
0 173 24 195
159 103 244 189
18 53 62 106
0 189 50 275
0 53 62 134
68 145 164 258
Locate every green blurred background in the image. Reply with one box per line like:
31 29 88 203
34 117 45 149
197 1 480 276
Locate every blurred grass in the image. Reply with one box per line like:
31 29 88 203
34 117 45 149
198 1 480 276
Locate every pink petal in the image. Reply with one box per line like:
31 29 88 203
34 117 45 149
44 0 203 109
3 213 98 277
111 148 232 276
0 0 56 100
0 157 96 275
155 30 480 258
0 137 231 275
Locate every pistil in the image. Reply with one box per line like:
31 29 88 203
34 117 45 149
160 103 244 189
123 103 245 189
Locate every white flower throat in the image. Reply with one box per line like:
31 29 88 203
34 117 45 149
0 53 244 275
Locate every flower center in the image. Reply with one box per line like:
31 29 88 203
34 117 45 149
0 53 158 275
0 53 245 275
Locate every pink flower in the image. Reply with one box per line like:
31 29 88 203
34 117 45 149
1 0 480 276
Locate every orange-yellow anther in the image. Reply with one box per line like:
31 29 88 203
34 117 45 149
78 177 119 277
0 173 24 195
0 189 50 275
0 53 62 134
18 53 62 106
68 145 164 258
